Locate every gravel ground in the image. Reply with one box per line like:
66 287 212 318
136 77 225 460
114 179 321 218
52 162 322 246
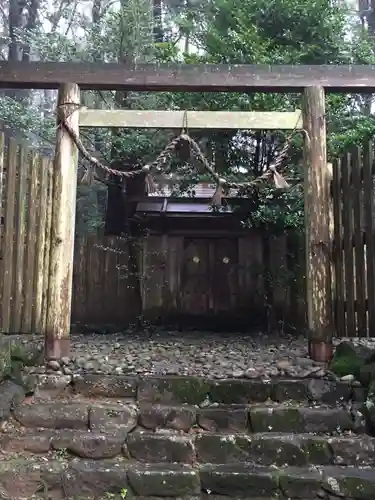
69 330 320 378
8 330 375 379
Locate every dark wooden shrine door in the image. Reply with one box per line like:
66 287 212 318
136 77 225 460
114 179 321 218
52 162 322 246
180 238 210 314
210 238 238 313
180 238 238 316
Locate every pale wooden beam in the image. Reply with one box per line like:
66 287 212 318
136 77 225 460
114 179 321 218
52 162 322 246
79 109 302 130
45 83 80 359
302 86 332 363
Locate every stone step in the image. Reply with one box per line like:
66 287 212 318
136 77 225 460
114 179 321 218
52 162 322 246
31 372 360 406
199 464 375 499
1 428 374 467
0 459 374 499
194 432 375 467
10 400 359 435
249 404 356 434
81 373 358 405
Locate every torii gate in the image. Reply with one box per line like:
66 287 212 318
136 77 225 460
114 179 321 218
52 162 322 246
1 61 373 361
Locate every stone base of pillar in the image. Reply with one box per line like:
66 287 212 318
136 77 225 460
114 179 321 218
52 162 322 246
308 340 333 363
45 336 70 360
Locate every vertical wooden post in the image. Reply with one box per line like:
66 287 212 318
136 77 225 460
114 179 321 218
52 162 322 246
2 140 18 332
42 159 54 335
0 132 4 316
45 83 80 359
22 152 40 332
33 157 50 333
302 86 333 362
13 147 27 332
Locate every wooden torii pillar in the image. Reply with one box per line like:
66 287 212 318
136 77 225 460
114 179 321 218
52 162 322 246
302 86 333 362
45 83 80 359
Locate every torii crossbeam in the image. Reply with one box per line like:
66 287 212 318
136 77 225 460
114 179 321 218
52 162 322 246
0 62 375 92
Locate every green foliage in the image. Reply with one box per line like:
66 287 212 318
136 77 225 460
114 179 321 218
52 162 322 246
328 341 374 380
75 184 107 235
154 41 180 62
189 0 350 64
245 185 304 231
330 351 363 378
0 94 56 146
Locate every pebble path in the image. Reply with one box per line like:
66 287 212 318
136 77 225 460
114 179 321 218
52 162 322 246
9 330 375 378
70 330 321 378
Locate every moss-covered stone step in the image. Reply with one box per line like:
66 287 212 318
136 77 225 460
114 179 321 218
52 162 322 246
67 373 357 406
2 428 374 468
136 375 354 405
0 459 200 499
195 433 375 467
201 464 375 499
0 459 374 499
10 398 357 435
249 404 356 434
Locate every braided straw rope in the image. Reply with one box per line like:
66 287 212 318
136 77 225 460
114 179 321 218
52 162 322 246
59 104 299 192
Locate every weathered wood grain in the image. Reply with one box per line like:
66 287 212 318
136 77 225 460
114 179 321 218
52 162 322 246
79 110 303 130
302 86 332 348
1 62 375 92
45 83 80 358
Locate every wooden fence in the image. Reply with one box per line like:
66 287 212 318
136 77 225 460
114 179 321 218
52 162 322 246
0 125 306 334
332 141 375 337
4 123 375 336
6 119 374 336
72 234 139 327
0 125 329 334
0 131 53 334
71 231 307 329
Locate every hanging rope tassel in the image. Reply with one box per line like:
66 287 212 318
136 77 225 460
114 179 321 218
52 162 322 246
211 178 226 208
142 165 157 194
80 164 95 186
269 166 290 189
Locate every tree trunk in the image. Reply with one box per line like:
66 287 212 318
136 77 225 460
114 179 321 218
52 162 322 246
22 0 40 62
7 0 40 100
153 0 163 42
